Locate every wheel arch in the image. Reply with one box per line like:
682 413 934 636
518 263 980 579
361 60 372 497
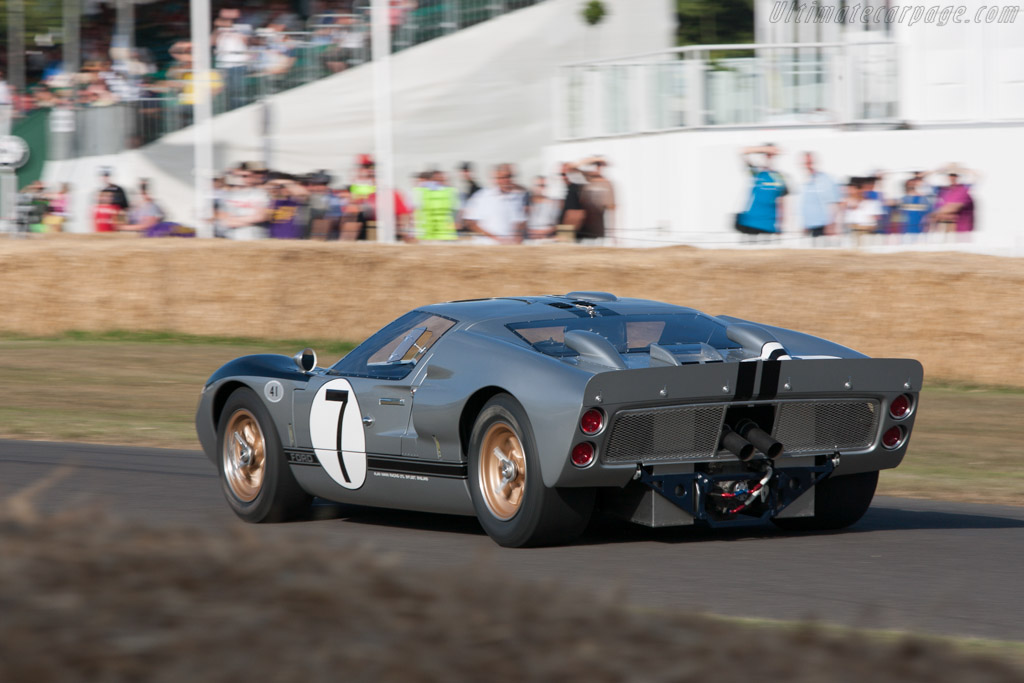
212 380 250 432
458 386 516 460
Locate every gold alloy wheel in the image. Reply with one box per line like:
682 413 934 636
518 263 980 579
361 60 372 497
479 422 527 520
222 408 267 503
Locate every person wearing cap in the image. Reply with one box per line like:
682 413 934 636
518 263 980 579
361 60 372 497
736 145 787 237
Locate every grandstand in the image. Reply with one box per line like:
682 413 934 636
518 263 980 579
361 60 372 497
23 0 1024 253
37 0 672 233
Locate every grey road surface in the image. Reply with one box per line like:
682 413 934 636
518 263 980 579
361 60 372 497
2 439 1022 642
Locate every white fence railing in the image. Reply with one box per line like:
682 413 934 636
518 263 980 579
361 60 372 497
557 41 900 140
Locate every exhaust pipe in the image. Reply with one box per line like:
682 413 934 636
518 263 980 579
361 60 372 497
736 420 784 459
720 428 755 462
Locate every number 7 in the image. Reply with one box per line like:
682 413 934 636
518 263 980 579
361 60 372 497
326 389 350 483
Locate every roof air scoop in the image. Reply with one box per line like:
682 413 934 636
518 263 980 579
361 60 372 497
564 330 627 369
565 291 617 302
726 323 792 361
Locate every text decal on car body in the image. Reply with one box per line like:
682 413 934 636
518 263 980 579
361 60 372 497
309 379 367 489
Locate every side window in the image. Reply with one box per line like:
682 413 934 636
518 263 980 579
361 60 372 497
368 316 455 366
333 312 456 380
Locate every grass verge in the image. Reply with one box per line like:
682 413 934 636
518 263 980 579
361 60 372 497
1 335 1022 505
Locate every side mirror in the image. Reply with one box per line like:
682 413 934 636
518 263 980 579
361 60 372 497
293 348 317 373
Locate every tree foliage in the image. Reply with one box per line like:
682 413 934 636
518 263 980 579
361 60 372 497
581 0 607 27
676 0 754 46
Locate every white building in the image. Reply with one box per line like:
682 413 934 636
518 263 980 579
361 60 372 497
547 0 1024 252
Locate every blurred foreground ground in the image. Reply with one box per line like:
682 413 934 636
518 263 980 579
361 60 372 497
2 238 1023 386
2 489 1023 683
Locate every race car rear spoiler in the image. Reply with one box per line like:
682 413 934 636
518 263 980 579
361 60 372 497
584 357 923 407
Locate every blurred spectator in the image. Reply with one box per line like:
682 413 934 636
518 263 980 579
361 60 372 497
121 179 164 234
458 161 482 204
412 169 458 241
307 171 339 240
464 164 527 244
0 69 12 134
557 162 586 238
266 178 309 239
931 165 975 235
215 165 270 240
800 152 840 240
42 183 71 233
736 144 787 236
100 168 130 211
527 175 559 239
214 8 251 108
843 177 884 245
93 190 122 233
578 156 616 243
891 176 932 238
324 14 368 72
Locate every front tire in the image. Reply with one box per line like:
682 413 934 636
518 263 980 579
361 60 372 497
217 387 311 523
468 394 593 547
773 470 878 532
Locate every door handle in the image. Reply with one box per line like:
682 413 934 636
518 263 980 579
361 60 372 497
379 397 406 406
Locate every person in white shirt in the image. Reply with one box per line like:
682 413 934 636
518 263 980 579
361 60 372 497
464 164 527 244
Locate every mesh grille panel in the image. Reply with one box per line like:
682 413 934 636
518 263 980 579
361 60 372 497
603 405 725 463
774 400 880 454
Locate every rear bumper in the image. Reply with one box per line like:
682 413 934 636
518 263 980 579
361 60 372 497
549 357 923 487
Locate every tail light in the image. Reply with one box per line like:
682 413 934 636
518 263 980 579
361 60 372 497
580 408 604 436
571 442 595 467
889 394 912 420
882 426 905 450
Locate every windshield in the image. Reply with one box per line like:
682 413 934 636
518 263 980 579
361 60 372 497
507 313 742 368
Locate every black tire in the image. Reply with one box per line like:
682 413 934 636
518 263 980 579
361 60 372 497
217 387 311 523
773 470 879 532
468 394 594 547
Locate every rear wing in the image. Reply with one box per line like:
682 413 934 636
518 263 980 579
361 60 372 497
584 358 923 406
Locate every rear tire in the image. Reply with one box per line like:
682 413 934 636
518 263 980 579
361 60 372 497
468 394 594 547
773 470 878 532
217 387 311 523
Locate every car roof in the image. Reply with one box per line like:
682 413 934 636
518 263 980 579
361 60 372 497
419 293 703 326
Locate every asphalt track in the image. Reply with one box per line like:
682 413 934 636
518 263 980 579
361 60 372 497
3 438 1023 642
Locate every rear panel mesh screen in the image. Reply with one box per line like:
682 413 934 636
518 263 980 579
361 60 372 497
773 400 880 454
603 405 725 463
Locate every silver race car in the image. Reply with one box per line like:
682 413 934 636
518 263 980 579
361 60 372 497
196 292 922 547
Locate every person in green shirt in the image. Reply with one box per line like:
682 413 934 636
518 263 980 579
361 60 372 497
412 170 458 241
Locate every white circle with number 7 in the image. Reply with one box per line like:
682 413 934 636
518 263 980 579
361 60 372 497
309 378 366 489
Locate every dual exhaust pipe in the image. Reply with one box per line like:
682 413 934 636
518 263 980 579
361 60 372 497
720 420 783 461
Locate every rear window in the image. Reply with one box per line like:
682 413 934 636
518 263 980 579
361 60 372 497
508 314 735 358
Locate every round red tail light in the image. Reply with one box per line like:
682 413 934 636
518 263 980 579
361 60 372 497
580 408 604 435
882 426 905 450
571 442 595 467
890 394 912 420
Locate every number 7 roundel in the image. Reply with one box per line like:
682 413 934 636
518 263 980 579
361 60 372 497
309 378 367 489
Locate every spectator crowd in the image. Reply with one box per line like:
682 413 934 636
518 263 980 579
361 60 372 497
206 155 616 244
11 154 618 245
736 145 977 244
